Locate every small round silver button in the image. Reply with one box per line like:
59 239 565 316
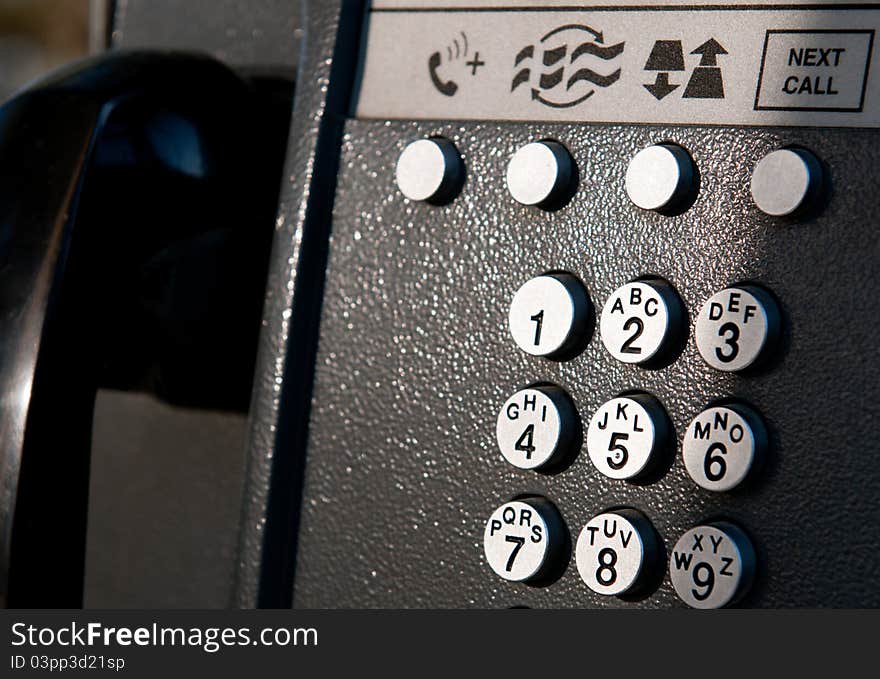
695 285 781 372
587 392 670 481
670 522 756 609
395 137 462 203
683 403 768 492
506 141 574 207
625 143 694 212
496 385 580 471
750 148 823 217
509 273 591 359
576 509 663 598
483 497 566 583
600 278 684 365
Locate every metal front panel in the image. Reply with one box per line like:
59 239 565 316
294 119 880 607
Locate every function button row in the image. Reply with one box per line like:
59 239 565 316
483 499 757 608
495 384 769 492
395 137 826 217
509 274 783 373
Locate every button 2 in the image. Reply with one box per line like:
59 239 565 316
695 284 781 372
395 137 463 203
600 278 685 366
506 141 574 208
683 403 769 492
509 273 591 359
496 385 580 471
575 509 663 598
587 392 671 481
670 522 756 609
483 498 567 583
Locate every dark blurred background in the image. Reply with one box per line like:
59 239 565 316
0 0 109 102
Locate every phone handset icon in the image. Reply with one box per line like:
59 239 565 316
428 51 459 97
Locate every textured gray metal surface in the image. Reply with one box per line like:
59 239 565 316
292 119 880 608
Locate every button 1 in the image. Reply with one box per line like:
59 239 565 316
587 392 671 481
600 278 685 365
695 285 781 372
683 403 768 492
575 509 663 598
506 141 574 208
670 522 756 609
625 143 694 212
395 137 462 203
750 148 823 217
509 273 591 359
496 385 580 471
483 497 567 583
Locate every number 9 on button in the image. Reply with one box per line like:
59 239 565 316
509 273 591 359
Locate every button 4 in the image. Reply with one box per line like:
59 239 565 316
496 385 580 471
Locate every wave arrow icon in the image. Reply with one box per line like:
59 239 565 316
644 72 679 100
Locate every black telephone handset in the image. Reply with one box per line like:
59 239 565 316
0 52 285 607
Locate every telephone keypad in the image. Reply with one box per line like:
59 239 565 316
586 392 671 482
695 285 781 372
508 273 592 359
682 403 768 492
496 385 580 472
575 509 663 598
599 278 685 366
483 498 567 583
669 523 756 609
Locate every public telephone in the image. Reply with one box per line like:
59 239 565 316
1 0 879 609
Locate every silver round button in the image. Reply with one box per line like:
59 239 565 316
509 273 591 359
576 509 662 598
496 385 580 471
395 137 462 203
683 403 768 492
600 279 684 365
483 498 566 583
587 392 670 481
750 148 823 217
625 143 694 212
670 522 756 609
695 285 781 372
506 141 574 207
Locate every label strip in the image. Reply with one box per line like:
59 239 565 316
355 5 880 127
